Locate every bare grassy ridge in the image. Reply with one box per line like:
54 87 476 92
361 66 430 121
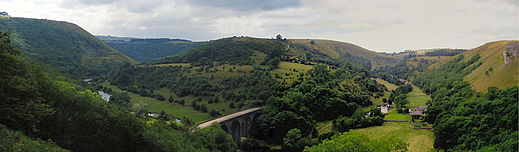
430 40 519 92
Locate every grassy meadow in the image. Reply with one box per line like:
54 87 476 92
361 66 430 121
350 122 435 152
407 85 431 107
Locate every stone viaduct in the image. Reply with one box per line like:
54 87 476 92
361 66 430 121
198 107 263 142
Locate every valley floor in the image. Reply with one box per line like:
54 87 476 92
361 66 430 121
350 121 435 152
101 82 216 122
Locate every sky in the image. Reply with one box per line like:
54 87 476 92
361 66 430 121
1 0 518 52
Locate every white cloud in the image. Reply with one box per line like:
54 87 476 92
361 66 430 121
0 0 517 52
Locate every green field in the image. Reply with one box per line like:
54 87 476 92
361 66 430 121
101 83 213 122
384 109 410 121
375 78 398 91
407 85 431 107
350 122 434 152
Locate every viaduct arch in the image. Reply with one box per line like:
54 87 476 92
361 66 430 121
198 107 263 142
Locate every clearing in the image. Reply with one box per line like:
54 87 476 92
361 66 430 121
406 85 431 107
350 122 434 152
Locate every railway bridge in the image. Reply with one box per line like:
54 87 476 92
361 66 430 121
198 107 263 142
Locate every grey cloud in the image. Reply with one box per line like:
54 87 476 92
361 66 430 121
61 0 166 13
188 0 302 11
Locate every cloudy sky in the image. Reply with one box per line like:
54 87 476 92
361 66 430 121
1 0 518 52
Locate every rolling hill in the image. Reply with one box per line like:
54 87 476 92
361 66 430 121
0 17 136 77
459 40 518 92
290 39 398 70
414 40 518 92
98 35 204 62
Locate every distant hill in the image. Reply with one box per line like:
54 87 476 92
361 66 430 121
98 35 204 62
290 39 398 70
0 17 136 77
153 37 398 70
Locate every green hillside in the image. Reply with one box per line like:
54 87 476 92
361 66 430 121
98 36 204 62
0 17 136 77
0 32 236 152
462 40 518 92
426 40 518 92
108 36 387 123
290 39 398 70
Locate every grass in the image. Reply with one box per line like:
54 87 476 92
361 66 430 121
148 63 191 67
463 41 519 92
100 83 213 122
289 39 398 70
153 88 239 119
375 78 398 91
350 122 435 152
427 40 518 92
407 85 431 107
272 61 313 85
384 109 410 121
316 121 333 135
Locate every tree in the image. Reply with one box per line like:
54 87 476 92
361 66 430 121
283 128 317 152
111 92 131 106
191 125 237 152
276 34 283 40
158 110 169 121
168 96 174 103
0 32 54 133
200 104 208 113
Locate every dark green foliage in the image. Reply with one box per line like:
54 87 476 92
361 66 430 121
424 49 466 56
0 125 68 152
110 92 131 106
283 128 318 152
388 84 413 111
220 70 282 102
112 65 217 97
0 32 54 133
190 125 238 152
0 18 134 77
0 32 236 152
209 109 221 117
332 108 384 132
103 38 204 62
432 87 518 151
